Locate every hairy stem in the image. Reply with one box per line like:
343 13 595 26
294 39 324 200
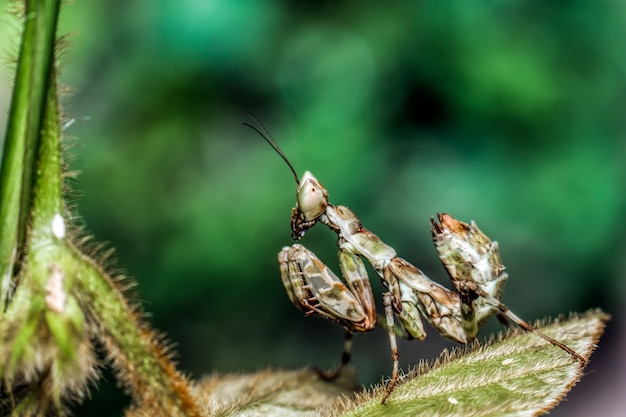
0 0 61 311
0 2 203 415
72 248 202 417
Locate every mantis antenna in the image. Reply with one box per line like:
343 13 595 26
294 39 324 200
243 115 300 186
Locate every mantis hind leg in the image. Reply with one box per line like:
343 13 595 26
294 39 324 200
466 282 586 363
496 312 514 330
315 331 353 381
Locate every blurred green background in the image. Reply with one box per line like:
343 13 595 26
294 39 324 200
1 1 624 416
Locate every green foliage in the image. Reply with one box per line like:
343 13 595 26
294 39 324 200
36 1 622 323
190 311 608 417
45 5 621 414
0 1 619 416
0 2 201 415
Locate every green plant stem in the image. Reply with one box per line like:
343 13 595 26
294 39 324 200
0 2 202 414
29 72 63 245
71 246 202 417
0 0 62 311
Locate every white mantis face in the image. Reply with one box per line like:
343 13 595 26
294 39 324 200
296 171 328 221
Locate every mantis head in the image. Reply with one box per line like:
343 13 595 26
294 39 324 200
297 171 328 221
243 117 328 239
289 171 328 240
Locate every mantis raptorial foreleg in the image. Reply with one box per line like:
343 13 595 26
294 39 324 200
278 243 404 402
246 119 585 404
279 244 376 333
279 244 376 379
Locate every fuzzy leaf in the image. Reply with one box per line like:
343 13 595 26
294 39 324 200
195 310 607 417
189 368 358 417
335 309 608 417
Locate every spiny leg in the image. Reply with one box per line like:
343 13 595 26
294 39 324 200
376 312 413 340
466 282 586 363
315 331 353 381
381 292 400 405
496 312 515 330
430 213 583 359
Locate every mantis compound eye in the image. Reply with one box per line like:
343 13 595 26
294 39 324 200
297 171 328 221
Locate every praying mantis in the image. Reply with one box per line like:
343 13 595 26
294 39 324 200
244 120 585 404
